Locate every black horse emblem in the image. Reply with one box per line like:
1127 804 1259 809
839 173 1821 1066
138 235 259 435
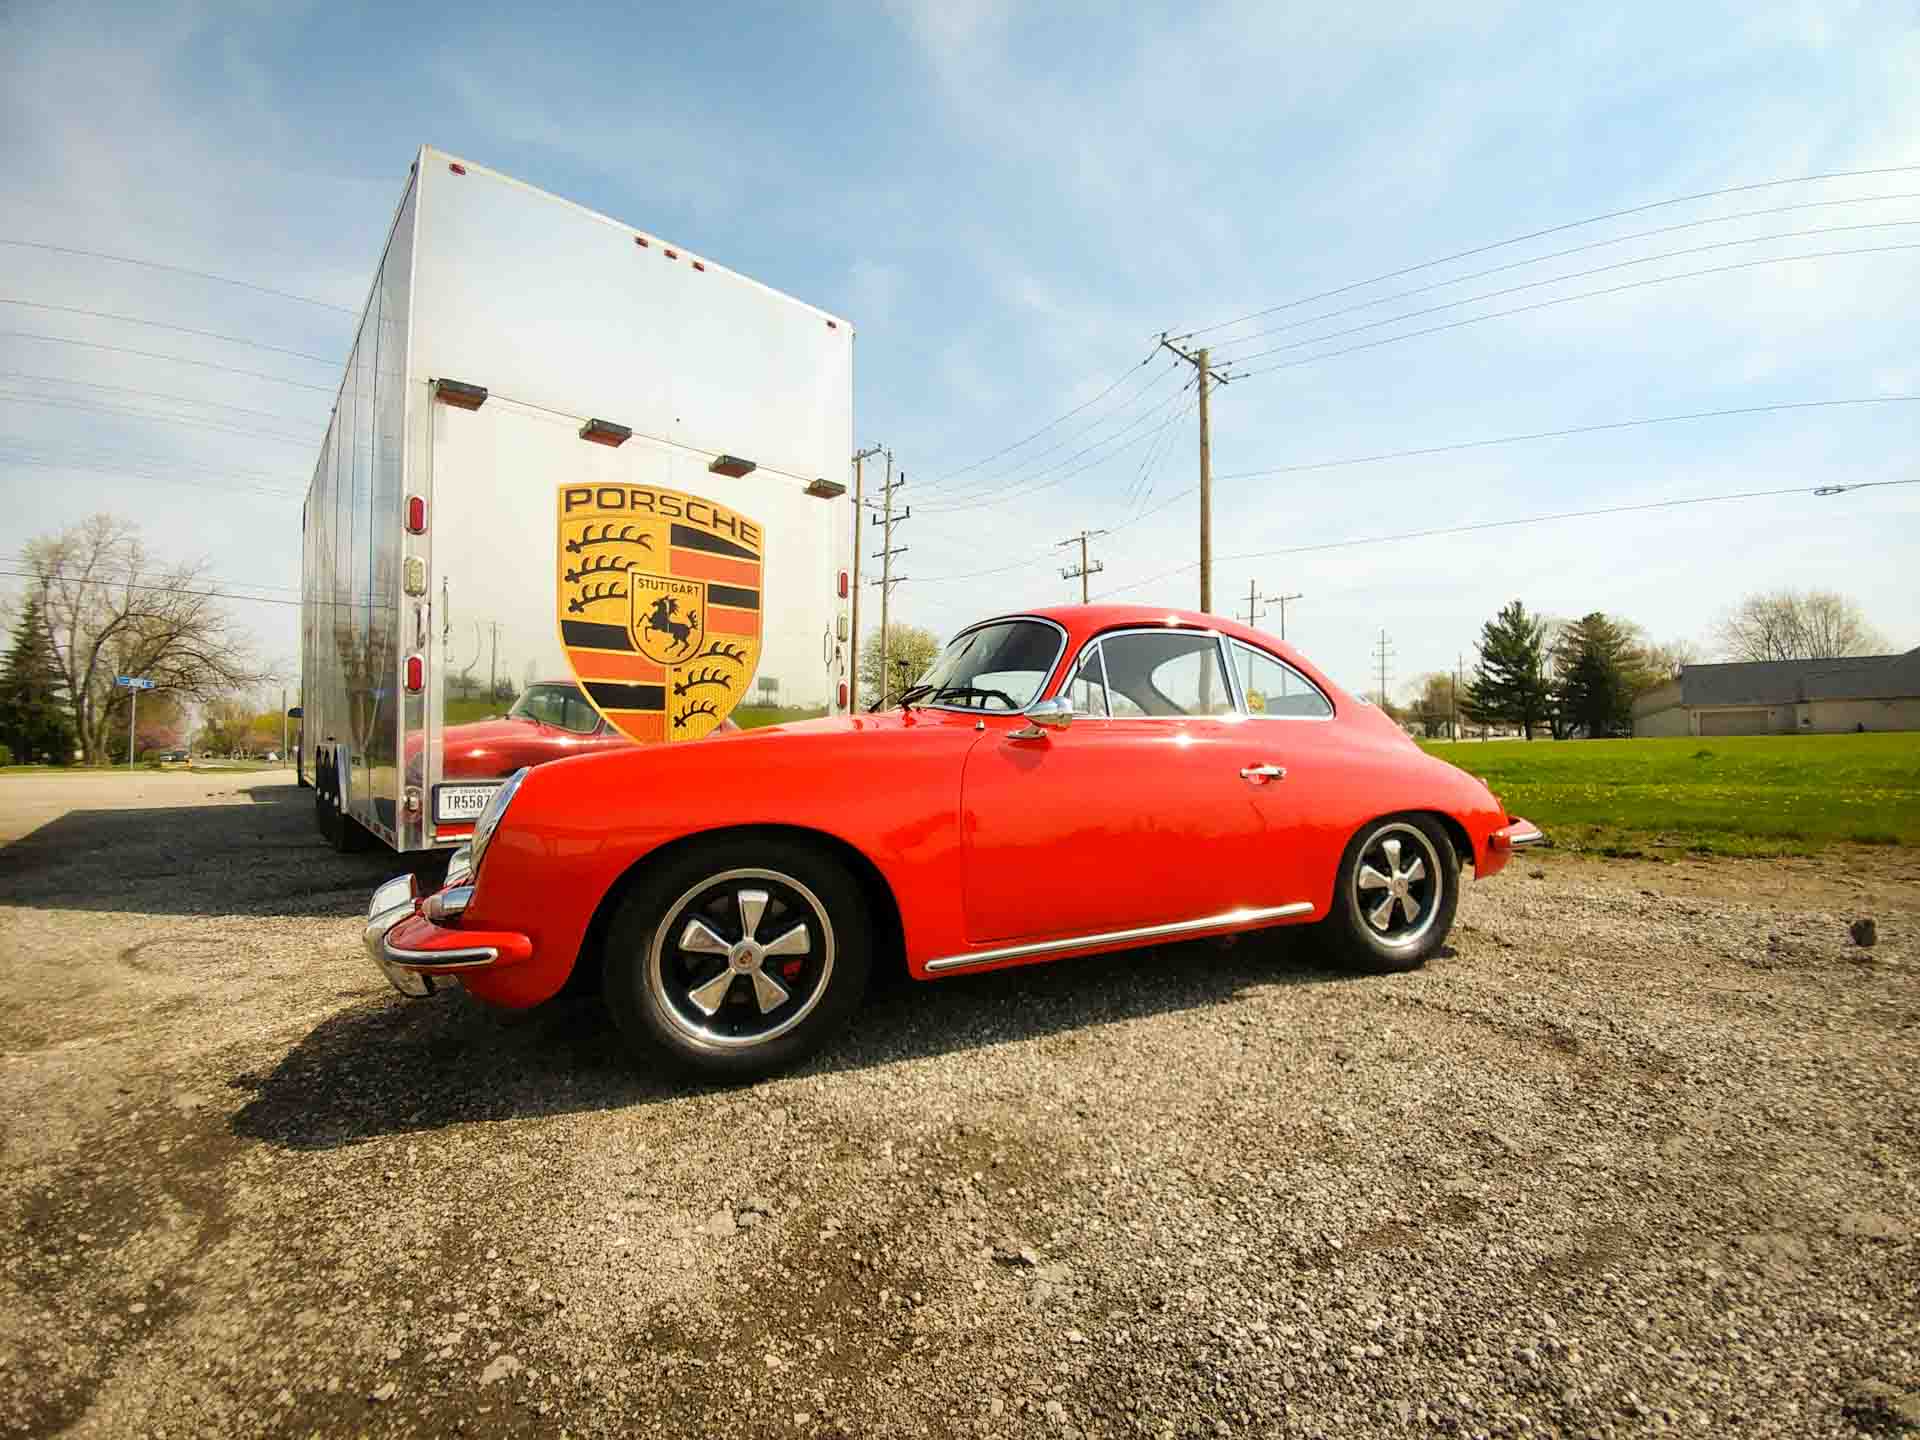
645 595 699 656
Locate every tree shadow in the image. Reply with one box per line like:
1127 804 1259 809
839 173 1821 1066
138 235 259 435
0 780 441 918
230 931 1370 1151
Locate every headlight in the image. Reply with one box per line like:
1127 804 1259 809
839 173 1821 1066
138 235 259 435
468 766 529 875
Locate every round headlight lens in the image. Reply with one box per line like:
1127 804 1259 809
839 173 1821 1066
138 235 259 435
468 766 529 875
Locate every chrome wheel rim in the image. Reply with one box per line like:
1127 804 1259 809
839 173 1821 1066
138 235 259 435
1352 823 1442 951
646 867 835 1050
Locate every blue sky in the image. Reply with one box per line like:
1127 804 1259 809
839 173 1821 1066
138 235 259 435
2 0 1916 699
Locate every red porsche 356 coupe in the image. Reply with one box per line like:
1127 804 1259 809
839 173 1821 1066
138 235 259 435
365 605 1541 1080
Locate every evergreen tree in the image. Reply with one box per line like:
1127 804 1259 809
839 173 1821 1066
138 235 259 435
1553 612 1640 737
1462 599 1550 739
0 596 75 764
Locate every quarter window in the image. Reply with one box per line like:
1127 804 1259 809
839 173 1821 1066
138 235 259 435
1095 631 1236 717
1231 642 1333 718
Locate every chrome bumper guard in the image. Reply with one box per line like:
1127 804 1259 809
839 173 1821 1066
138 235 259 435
362 861 501 999
1506 825 1546 848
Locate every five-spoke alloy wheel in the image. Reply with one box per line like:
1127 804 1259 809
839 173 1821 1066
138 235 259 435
605 838 870 1080
1316 812 1459 972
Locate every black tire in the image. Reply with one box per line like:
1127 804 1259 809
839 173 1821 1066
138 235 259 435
312 754 370 854
1314 812 1459 973
603 837 871 1082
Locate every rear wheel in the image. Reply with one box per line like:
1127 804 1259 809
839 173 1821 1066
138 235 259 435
1314 813 1458 973
603 838 870 1081
312 753 370 853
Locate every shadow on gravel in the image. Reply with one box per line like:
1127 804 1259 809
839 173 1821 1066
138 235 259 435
231 932 1368 1152
0 780 442 919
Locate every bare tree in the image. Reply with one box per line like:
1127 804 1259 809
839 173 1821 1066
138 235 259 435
23 515 270 764
1714 589 1888 662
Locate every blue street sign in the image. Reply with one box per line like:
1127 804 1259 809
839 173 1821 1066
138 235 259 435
114 675 157 690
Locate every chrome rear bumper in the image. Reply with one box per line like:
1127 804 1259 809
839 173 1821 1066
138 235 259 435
363 873 435 998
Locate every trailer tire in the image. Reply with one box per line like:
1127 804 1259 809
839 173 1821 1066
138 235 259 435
313 753 370 853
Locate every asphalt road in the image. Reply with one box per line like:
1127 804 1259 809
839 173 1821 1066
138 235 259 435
1 772 1916 1438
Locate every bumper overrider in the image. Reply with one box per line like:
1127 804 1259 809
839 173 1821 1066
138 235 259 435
362 845 534 998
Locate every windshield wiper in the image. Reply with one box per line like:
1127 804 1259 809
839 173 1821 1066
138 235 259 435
894 683 936 711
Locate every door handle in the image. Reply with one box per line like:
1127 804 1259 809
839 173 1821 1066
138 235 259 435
1239 764 1286 781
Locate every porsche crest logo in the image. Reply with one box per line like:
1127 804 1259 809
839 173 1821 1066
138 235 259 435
556 484 764 742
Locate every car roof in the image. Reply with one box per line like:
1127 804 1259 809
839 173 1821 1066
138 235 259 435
979 604 1301 660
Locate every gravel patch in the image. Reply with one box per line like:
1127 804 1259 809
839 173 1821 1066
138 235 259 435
1 774 1916 1437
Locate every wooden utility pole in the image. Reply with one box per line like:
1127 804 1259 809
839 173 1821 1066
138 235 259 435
1057 528 1108 603
867 455 908 705
1373 629 1394 709
1452 652 1461 741
850 444 883 708
1157 335 1232 613
1272 591 1302 643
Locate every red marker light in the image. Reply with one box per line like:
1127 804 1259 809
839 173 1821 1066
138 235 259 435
405 655 424 692
405 496 426 534
691 260 706 272
837 570 848 599
663 248 678 259
448 162 466 175
838 682 848 709
634 235 648 248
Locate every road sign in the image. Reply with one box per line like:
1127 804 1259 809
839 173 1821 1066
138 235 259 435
114 675 156 691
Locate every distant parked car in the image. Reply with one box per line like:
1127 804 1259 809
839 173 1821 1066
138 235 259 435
162 749 189 764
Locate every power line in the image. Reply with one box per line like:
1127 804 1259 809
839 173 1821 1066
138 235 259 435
0 444 304 486
0 297 341 365
1213 394 1920 483
920 349 1163 489
0 238 357 315
0 565 305 608
0 331 338 392
0 550 303 594
917 359 1185 507
1231 243 1920 381
0 390 318 446
0 370 323 426
1206 190 1920 356
906 392 1918 585
1177 161 1920 341
917 379 1199 515
0 453 304 499
1214 219 1920 367
1091 477 1919 599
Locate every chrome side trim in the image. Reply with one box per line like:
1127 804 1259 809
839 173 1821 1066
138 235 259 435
924 901 1315 973
1506 826 1546 848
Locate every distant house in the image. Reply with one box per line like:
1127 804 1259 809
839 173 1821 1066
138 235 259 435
1633 648 1920 737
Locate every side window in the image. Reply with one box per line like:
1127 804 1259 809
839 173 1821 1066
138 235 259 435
1232 642 1333 718
1065 644 1109 717
1097 631 1236 717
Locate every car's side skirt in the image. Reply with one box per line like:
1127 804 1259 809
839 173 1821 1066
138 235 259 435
924 902 1316 975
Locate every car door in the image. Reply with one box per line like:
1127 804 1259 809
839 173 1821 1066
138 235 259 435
959 628 1311 945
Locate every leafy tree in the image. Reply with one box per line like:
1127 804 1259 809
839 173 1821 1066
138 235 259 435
1714 588 1887 661
1463 600 1551 739
1406 672 1458 739
859 623 941 707
0 594 76 764
1552 613 1641 738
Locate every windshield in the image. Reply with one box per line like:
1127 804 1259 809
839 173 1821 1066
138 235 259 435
507 683 601 734
913 619 1063 711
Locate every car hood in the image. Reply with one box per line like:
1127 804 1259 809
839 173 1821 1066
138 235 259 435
442 716 545 747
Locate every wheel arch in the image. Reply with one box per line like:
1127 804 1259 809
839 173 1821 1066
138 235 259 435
573 823 909 989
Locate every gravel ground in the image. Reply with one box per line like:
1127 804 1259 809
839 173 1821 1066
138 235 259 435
1 771 1916 1439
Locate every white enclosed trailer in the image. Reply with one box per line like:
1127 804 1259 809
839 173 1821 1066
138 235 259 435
301 147 854 852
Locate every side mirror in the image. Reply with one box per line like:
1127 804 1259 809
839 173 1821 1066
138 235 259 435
286 706 303 718
1008 697 1073 741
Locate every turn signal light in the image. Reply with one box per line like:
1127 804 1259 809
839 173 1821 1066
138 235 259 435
405 655 424 692
405 496 427 533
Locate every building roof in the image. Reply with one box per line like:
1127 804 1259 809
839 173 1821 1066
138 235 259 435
1671 648 1920 707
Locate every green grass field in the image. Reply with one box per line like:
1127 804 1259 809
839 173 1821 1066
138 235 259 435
1420 732 1920 857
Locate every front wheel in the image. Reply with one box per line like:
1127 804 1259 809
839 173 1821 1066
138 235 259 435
1314 813 1459 973
603 839 871 1081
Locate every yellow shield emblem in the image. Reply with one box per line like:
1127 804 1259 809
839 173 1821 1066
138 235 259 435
555 484 764 743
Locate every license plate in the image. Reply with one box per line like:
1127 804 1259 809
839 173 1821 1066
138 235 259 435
434 783 501 822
